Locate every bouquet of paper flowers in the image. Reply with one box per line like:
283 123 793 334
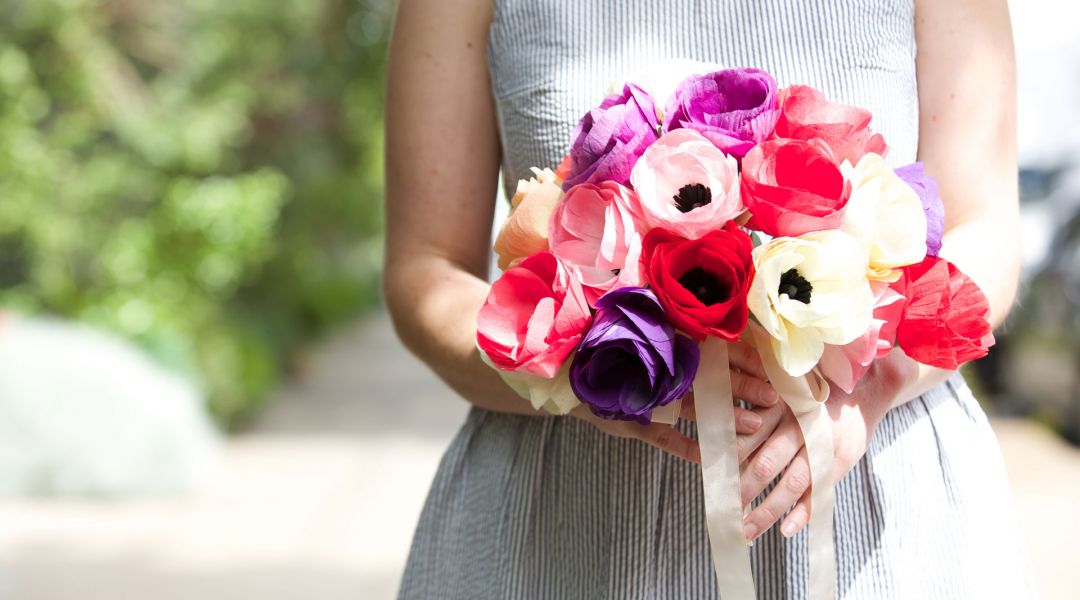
475 61 994 598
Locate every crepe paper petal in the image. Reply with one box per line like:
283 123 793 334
563 84 660 190
477 252 592 379
640 223 755 341
569 287 699 423
629 129 745 240
480 348 580 415
747 230 875 377
818 281 906 393
841 154 928 282
741 138 851 238
494 168 564 271
663 68 781 158
894 162 945 257
891 256 995 370
773 84 888 164
549 181 646 303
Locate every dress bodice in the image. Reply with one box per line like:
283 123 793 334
486 0 918 197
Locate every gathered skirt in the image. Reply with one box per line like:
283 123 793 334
397 373 1036 599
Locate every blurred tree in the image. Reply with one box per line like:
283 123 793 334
0 0 391 427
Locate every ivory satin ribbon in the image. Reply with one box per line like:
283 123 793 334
695 327 836 600
695 338 756 598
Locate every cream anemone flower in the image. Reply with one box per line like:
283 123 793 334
748 230 875 377
841 153 928 282
478 347 579 415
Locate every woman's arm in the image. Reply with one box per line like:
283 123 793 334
885 0 1020 409
740 0 1019 540
383 0 535 415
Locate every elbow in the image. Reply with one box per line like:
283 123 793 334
381 263 421 355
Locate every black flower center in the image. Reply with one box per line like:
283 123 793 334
678 267 729 306
673 183 712 213
778 268 813 304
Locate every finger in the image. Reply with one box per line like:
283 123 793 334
740 411 803 507
731 369 779 408
736 403 784 462
727 339 769 380
639 423 701 464
679 392 695 422
733 406 763 435
780 488 812 538
743 448 811 541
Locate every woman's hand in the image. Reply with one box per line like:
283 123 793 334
739 348 916 541
572 339 781 463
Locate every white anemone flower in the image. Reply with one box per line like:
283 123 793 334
747 230 875 376
841 153 928 282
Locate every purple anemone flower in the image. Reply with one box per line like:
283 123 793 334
562 83 660 190
895 162 945 257
569 287 699 423
663 67 780 158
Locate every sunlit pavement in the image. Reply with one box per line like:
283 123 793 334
0 311 1076 600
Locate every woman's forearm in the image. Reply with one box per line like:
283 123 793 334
384 255 542 416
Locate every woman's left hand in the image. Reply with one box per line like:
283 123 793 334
738 348 917 541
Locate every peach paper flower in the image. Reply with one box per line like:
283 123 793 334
493 168 564 270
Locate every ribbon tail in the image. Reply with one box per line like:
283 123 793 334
796 402 837 600
747 324 837 600
695 337 757 598
650 397 682 425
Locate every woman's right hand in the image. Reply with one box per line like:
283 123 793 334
570 339 780 463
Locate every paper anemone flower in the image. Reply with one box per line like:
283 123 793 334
894 162 945 258
548 181 645 303
663 67 780 158
569 287 699 423
493 168 564 270
741 138 852 237
629 129 744 240
773 84 888 164
841 153 928 282
641 222 754 341
476 251 592 379
891 256 995 370
747 230 875 376
562 83 660 190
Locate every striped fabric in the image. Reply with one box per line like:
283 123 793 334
397 1 1037 598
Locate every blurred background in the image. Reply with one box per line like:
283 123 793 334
0 0 1077 598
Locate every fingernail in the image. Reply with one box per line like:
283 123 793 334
766 389 780 405
739 411 762 430
781 522 799 538
743 522 759 541
742 504 751 518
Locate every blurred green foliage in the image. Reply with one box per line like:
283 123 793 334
0 0 391 427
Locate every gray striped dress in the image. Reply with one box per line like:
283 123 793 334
397 1 1038 598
